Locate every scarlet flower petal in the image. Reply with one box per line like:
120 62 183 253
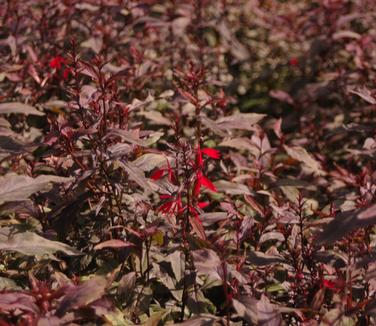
200 175 217 192
322 279 343 293
201 148 220 159
323 279 336 289
198 202 209 209
289 57 298 66
62 67 71 80
158 201 174 214
49 56 65 70
178 205 186 214
151 168 164 180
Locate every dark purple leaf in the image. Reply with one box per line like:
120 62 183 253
317 206 376 245
0 174 73 205
0 227 81 258
55 277 107 317
248 251 284 266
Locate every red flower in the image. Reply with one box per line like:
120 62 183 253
196 146 220 169
151 158 175 182
198 201 209 209
322 279 336 289
201 148 220 159
322 278 344 293
289 57 298 66
157 194 183 216
62 67 71 80
151 168 164 180
200 175 217 192
49 56 65 70
194 171 217 198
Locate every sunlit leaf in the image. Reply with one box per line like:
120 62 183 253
0 102 44 116
284 145 326 176
0 174 72 205
0 227 81 258
214 180 252 195
215 113 265 131
233 295 282 326
94 239 135 250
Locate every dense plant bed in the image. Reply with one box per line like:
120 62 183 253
0 0 375 325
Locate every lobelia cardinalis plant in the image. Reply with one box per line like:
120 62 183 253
0 0 376 325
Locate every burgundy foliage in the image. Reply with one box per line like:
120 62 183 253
0 0 375 325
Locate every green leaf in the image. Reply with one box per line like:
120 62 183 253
103 308 132 326
266 283 286 293
142 310 168 326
